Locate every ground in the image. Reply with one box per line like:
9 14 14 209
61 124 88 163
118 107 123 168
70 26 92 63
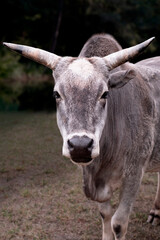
0 112 160 240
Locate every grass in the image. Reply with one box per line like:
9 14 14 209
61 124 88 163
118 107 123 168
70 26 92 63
0 112 160 240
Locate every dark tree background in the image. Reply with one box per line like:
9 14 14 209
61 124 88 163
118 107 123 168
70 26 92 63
0 0 160 110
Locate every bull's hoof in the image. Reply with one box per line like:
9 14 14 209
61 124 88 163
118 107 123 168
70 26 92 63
112 224 126 239
147 210 160 226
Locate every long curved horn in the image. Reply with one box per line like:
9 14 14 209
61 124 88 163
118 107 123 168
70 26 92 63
3 42 61 70
104 37 155 70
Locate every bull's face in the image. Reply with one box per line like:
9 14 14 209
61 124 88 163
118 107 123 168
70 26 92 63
53 57 137 164
53 58 109 164
3 37 154 165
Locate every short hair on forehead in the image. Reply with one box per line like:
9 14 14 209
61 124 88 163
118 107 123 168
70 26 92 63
68 58 94 79
55 57 109 92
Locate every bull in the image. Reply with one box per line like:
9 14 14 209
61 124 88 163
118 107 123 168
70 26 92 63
3 33 160 240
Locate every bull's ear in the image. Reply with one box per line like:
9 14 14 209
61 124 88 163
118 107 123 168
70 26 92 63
108 69 136 89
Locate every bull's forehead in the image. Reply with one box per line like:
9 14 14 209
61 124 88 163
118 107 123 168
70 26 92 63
68 58 94 80
55 57 108 90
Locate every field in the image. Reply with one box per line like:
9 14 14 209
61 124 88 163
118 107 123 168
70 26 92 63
0 112 160 240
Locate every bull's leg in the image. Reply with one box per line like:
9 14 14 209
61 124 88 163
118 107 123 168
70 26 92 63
98 201 114 240
111 169 143 240
147 172 160 225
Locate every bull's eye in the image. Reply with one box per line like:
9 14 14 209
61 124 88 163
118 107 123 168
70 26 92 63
101 91 109 99
53 91 61 99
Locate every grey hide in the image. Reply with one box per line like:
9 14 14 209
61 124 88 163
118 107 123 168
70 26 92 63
3 33 160 240
80 34 160 240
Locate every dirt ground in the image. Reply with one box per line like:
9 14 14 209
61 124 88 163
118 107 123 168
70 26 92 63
0 112 160 240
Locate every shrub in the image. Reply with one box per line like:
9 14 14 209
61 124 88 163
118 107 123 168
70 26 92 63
18 81 56 111
0 80 19 111
0 49 23 79
0 50 56 111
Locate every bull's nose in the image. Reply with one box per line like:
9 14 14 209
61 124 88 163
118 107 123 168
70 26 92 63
68 136 93 163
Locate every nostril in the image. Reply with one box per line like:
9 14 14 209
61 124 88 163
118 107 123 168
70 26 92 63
68 136 93 152
67 135 94 163
87 139 93 149
68 139 74 150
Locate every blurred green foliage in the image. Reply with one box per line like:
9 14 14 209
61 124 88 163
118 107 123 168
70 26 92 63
1 0 159 56
18 81 56 111
0 77 56 111
0 0 160 111
0 80 19 111
0 50 21 79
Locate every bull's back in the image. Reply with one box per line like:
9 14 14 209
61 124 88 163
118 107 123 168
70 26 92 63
136 56 160 70
137 57 160 171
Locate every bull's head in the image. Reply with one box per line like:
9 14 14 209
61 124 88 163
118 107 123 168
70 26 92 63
3 37 154 165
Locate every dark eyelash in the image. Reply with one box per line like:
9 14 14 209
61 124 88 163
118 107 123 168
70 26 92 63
101 91 109 99
53 91 61 99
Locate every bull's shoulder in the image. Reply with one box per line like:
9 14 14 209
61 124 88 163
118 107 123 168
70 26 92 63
79 33 122 58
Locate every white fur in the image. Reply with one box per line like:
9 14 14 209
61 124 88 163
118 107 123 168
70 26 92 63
68 58 94 80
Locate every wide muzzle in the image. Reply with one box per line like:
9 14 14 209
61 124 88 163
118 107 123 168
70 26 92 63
68 135 93 164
